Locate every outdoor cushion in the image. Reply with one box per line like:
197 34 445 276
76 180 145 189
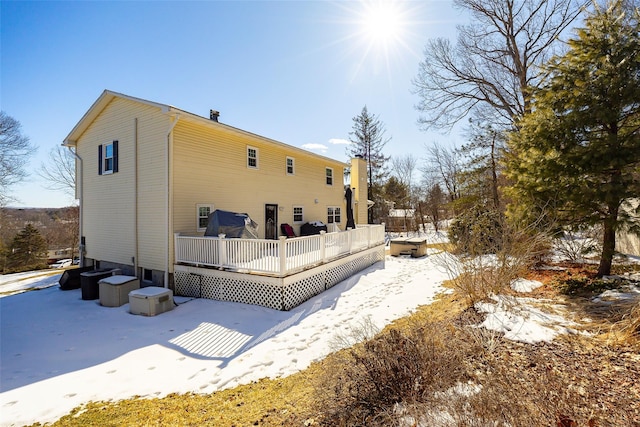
281 223 296 238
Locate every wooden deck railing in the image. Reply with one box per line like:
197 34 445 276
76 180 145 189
174 224 385 277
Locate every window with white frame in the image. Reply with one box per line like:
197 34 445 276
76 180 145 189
293 206 304 223
247 146 258 168
325 167 333 185
286 157 295 175
98 140 118 175
196 204 214 231
327 206 341 224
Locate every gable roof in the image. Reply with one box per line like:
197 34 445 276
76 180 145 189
63 90 347 166
62 90 170 147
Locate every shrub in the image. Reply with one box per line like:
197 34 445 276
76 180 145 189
312 313 616 427
448 207 503 255
553 226 602 262
439 219 552 304
312 322 468 426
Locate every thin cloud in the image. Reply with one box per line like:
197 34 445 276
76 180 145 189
329 138 351 145
301 143 329 153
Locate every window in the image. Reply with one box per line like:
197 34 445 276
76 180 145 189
196 204 213 231
286 157 295 175
327 206 341 224
104 144 114 172
247 146 258 168
98 140 118 175
143 268 153 283
325 167 333 185
293 206 304 223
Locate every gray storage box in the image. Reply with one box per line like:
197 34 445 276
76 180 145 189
99 275 140 307
129 287 174 316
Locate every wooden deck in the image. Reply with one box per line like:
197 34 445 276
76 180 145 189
173 225 386 310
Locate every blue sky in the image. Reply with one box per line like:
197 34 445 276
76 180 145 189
2 0 465 208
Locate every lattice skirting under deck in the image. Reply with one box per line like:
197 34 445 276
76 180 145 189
174 245 385 311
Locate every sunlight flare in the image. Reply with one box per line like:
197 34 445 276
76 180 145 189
360 0 404 44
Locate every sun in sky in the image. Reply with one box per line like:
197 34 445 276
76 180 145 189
333 0 423 82
359 0 405 46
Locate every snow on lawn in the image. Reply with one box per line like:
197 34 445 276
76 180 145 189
0 270 63 297
510 278 543 293
3 237 633 427
593 283 640 303
475 295 579 344
0 251 450 427
476 277 577 344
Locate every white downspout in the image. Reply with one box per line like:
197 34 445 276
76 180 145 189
68 147 83 266
133 118 139 277
165 114 179 288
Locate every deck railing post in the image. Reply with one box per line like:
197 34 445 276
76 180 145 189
218 234 227 267
346 227 353 253
174 233 180 262
278 236 287 276
319 231 327 262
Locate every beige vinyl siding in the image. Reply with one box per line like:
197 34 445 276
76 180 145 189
76 98 136 265
134 108 170 271
172 120 347 238
77 97 169 270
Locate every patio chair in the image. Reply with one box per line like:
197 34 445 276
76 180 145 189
280 223 296 238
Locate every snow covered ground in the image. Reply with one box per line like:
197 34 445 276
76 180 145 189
1 249 454 427
0 270 64 297
1 237 634 427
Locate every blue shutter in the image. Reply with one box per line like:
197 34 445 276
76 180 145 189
112 140 119 173
98 144 103 175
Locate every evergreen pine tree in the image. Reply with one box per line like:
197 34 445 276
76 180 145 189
507 0 640 276
460 121 506 212
347 106 391 223
7 223 47 272
384 176 410 209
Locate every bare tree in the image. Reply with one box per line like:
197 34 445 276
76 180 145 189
391 154 418 206
37 146 76 198
391 154 421 233
422 142 462 206
50 206 80 261
0 112 35 206
425 182 447 233
413 0 584 131
391 155 417 190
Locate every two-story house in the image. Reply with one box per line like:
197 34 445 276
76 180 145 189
63 90 382 309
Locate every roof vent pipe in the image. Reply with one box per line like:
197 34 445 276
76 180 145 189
210 110 220 122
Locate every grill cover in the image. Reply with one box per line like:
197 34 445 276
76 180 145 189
204 209 259 239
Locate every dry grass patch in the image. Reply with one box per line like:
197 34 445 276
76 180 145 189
539 263 640 349
34 373 316 427
426 242 455 253
617 302 640 344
